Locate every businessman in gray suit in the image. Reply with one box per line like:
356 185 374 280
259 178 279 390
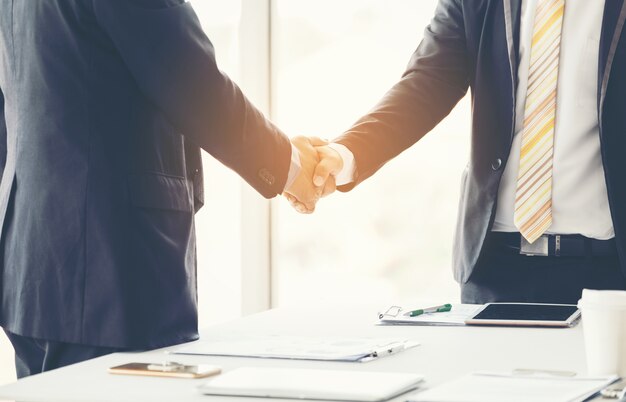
0 0 320 377
297 0 626 304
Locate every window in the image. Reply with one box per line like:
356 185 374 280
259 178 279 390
271 0 471 307
192 0 274 323
188 0 246 326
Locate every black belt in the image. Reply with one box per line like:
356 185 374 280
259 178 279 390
491 232 617 257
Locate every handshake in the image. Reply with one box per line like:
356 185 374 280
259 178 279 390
282 136 346 214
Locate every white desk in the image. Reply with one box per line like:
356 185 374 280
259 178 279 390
0 304 587 402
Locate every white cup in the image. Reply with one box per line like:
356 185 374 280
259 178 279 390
578 289 626 377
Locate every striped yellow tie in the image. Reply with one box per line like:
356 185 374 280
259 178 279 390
514 0 564 244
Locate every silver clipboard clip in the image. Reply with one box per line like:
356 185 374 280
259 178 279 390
360 340 419 362
378 305 403 320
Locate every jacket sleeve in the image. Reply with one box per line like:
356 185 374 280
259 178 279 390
92 0 291 198
334 0 470 191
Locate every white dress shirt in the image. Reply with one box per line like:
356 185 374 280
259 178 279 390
334 0 614 240
492 0 613 239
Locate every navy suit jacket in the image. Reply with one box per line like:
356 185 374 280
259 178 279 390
337 0 626 284
0 0 291 348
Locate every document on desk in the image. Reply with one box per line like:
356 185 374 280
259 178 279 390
170 335 419 363
407 371 618 402
378 304 481 326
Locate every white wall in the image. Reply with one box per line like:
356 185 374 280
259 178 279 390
0 333 15 384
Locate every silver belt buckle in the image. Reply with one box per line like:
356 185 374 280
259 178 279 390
520 234 550 256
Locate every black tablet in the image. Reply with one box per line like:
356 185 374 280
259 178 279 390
464 303 581 327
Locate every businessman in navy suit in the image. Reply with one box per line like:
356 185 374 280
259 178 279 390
299 0 626 303
0 0 321 377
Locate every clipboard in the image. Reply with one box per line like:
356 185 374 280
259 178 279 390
378 304 481 326
407 371 618 402
171 335 419 363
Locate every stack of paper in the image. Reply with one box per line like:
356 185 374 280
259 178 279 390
407 371 618 402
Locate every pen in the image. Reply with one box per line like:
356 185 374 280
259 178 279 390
404 303 452 317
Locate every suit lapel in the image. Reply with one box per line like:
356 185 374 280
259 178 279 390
503 0 522 141
599 0 626 113
503 0 522 83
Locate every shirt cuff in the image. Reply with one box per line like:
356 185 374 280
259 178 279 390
327 143 356 186
284 144 301 191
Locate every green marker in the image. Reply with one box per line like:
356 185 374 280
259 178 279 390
405 303 452 317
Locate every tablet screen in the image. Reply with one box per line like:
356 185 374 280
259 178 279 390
467 303 578 325
471 303 578 322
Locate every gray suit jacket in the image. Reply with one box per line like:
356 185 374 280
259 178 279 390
336 0 626 284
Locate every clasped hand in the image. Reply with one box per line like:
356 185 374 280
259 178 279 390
283 136 343 214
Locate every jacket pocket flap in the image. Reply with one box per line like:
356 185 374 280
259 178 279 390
128 173 192 212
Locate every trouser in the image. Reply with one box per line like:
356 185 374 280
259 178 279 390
461 232 626 304
3 329 123 378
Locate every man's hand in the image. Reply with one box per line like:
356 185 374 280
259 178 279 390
283 136 323 214
283 136 344 214
311 137 343 197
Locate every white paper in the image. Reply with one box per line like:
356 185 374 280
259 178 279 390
408 372 618 402
171 335 419 362
378 304 481 326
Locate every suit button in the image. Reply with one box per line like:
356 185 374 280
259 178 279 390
491 158 502 171
258 168 275 186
